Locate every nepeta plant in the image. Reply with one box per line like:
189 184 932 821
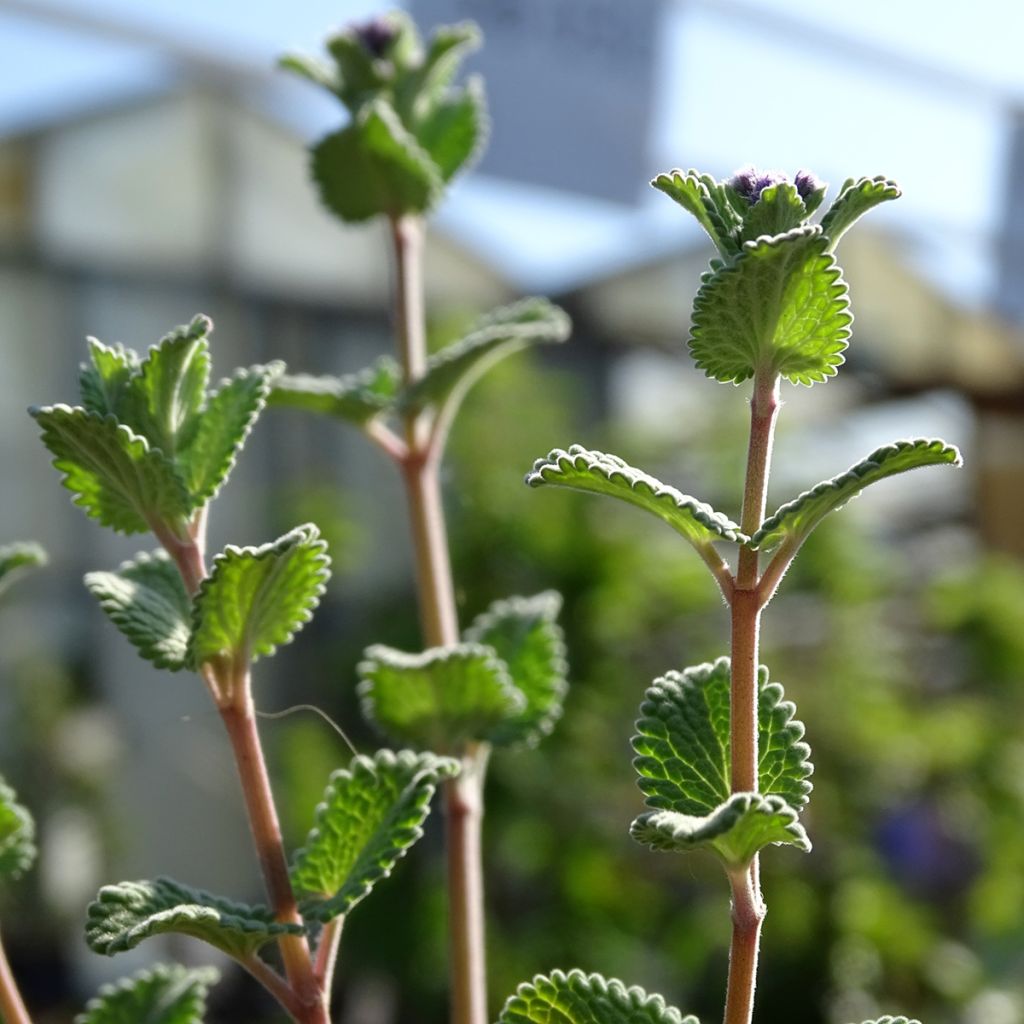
497 170 961 1024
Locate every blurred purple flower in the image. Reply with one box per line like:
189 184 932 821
794 169 823 199
728 167 788 205
351 16 398 58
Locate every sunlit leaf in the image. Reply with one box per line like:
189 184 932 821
0 776 35 882
268 358 401 425
293 750 459 922
820 176 901 250
75 964 219 1024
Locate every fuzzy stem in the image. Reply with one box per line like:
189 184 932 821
723 368 780 1024
0 930 32 1024
220 688 328 1024
315 917 345 998
389 212 488 1024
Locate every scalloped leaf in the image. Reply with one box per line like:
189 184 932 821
415 76 488 182
85 551 191 671
752 439 962 552
631 658 811 866
293 750 459 923
405 298 571 418
631 794 809 866
401 21 481 107
633 658 812 814
498 969 699 1024
31 406 192 535
268 358 401 425
189 525 330 670
359 643 526 751
177 365 274 507
75 964 219 1024
312 99 442 223
525 446 747 554
820 176 901 250
739 182 808 243
463 591 568 747
651 169 741 258
85 877 302 960
0 776 36 882
118 316 212 459
79 340 138 418
855 1018 921 1024
0 542 47 597
689 226 851 386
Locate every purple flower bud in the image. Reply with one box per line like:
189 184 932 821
728 167 788 205
351 16 398 58
794 169 823 200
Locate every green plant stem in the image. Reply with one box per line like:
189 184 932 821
0 930 32 1024
723 368 780 1024
389 212 488 1024
220 688 328 1024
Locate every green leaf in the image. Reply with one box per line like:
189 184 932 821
498 969 699 1024
631 658 812 867
312 99 441 223
268 358 401 425
120 316 212 459
177 365 274 507
405 298 571 419
85 551 191 671
405 21 481 106
631 794 809 865
651 169 741 257
0 776 36 882
739 182 808 243
75 964 219 1024
85 877 302 960
31 405 192 535
689 226 851 386
525 446 747 553
79 340 138 418
189 525 330 670
855 1018 921 1024
359 643 526 751
293 750 459 923
277 53 339 94
415 76 488 181
752 439 963 552
463 591 568 747
0 542 47 597
820 176 901 250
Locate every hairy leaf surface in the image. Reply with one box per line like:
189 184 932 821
190 525 330 669
651 169 741 257
359 644 525 751
268 359 401 425
75 964 219 1024
820 176 901 250
415 76 487 181
85 877 301 959
404 298 570 417
464 591 567 746
177 366 273 507
312 100 441 222
631 794 809 865
31 406 192 535
526 446 747 551
85 551 191 670
0 776 35 882
293 750 459 922
79 340 138 418
498 969 698 1024
752 439 962 552
690 227 851 386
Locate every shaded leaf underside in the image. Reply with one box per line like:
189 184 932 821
75 964 219 1024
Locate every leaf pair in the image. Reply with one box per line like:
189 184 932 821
284 15 486 221
527 439 961 578
631 658 812 868
270 297 571 439
653 170 900 386
496 971 919 1024
32 316 274 536
86 525 330 678
86 751 456 956
360 591 567 752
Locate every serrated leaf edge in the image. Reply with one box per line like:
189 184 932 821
525 445 748 545
751 438 963 550
74 963 220 1024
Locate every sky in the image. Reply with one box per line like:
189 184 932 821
1 0 1021 299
